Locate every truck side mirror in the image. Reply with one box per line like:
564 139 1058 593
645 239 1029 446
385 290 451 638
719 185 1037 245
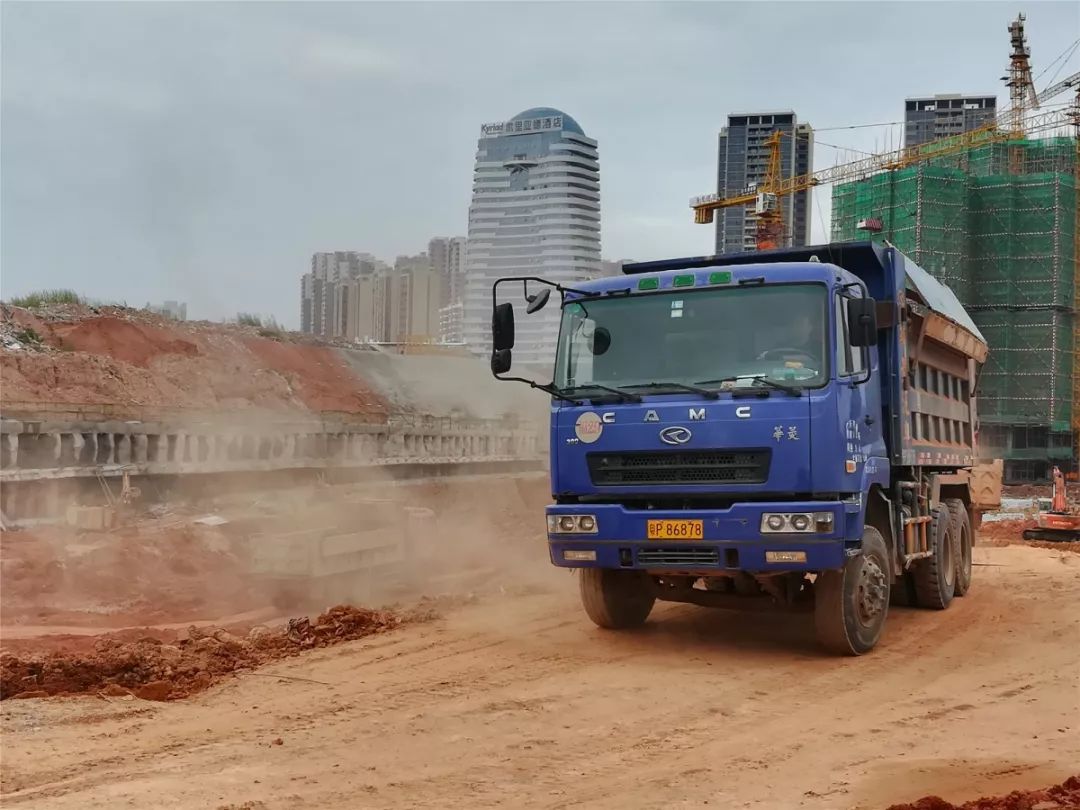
526 288 551 314
847 297 878 347
492 303 515 351
491 349 512 376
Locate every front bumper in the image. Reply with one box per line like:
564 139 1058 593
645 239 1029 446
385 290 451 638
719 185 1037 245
547 501 859 573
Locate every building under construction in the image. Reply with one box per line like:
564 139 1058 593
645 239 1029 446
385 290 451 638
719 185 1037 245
831 135 1077 482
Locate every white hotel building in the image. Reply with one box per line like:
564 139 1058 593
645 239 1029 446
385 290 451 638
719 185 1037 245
462 107 601 367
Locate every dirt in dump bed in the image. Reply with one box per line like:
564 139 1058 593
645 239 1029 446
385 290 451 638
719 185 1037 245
884 775 1080 810
0 605 402 701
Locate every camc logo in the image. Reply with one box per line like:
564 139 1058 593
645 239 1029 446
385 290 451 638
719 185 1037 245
659 426 692 445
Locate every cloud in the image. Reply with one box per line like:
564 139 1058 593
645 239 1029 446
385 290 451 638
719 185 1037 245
297 34 405 79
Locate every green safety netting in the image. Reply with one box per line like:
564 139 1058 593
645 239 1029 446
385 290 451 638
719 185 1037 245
830 135 1077 453
972 309 1074 432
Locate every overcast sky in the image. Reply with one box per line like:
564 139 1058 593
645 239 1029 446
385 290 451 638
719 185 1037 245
2 1 1078 326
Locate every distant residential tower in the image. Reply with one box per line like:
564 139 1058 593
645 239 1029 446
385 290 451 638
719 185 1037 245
904 94 997 148
714 111 813 254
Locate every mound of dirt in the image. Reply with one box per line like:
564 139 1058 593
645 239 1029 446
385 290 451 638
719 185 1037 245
979 519 1036 544
0 605 401 700
242 338 386 415
53 317 199 367
1 306 388 417
885 775 1080 810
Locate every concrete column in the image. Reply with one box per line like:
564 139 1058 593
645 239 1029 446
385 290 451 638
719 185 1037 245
59 434 76 466
72 433 88 465
1 433 17 469
132 434 148 463
113 434 131 464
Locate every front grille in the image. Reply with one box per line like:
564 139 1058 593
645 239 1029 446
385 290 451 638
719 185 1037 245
587 449 770 486
637 547 720 567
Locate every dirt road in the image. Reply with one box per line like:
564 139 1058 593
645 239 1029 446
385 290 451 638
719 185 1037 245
2 544 1078 809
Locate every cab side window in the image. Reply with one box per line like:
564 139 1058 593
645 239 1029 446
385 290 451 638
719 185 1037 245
835 294 867 377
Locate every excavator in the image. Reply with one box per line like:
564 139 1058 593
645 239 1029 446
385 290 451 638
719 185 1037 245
1023 466 1080 542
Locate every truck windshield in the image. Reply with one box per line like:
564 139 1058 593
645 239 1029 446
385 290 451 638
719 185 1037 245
554 283 829 392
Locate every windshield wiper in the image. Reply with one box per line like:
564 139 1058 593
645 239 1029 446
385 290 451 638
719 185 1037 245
563 384 642 403
694 375 803 397
618 382 719 400
536 382 585 405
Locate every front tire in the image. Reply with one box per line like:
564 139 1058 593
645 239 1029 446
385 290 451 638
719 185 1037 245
913 507 956 610
945 499 973 597
815 527 891 656
579 569 655 629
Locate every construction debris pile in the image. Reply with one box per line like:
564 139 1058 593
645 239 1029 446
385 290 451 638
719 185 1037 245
0 604 403 701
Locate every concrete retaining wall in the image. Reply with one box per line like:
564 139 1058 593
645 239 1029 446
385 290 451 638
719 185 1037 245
0 414 542 482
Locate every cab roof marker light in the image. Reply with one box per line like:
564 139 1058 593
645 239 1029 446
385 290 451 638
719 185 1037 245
637 278 659 291
708 271 732 284
673 274 695 288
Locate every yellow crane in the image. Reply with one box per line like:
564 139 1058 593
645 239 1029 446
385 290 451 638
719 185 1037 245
690 105 1070 246
691 14 1076 249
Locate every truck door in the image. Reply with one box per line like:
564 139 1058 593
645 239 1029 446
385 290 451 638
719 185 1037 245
834 291 884 491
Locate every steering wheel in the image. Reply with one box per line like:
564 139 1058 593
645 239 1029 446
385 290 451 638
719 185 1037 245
759 347 816 364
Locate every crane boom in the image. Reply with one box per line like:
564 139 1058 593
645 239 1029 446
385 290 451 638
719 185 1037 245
691 106 1069 224
1037 70 1080 104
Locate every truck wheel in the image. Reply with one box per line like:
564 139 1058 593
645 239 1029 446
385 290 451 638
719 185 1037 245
814 527 890 656
913 507 955 610
945 499 973 597
579 569 655 629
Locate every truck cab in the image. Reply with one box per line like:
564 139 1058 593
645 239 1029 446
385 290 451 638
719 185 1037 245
490 242 986 655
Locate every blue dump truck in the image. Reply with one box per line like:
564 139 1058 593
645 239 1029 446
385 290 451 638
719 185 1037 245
489 242 988 655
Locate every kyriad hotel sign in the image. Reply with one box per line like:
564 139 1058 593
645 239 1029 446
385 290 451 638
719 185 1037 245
480 115 564 138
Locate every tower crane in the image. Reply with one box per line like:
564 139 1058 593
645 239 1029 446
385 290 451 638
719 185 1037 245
689 105 1069 246
693 14 1076 249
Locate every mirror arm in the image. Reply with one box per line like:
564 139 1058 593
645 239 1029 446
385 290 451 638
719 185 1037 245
493 372 582 405
494 276 590 300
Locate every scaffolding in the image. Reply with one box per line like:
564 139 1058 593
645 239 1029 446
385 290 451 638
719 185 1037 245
831 135 1078 481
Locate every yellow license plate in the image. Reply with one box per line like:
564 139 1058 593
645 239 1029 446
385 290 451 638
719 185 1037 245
647 520 704 540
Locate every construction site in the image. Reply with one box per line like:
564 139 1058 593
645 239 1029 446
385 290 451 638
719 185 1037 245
692 15 1080 486
2 8 1080 810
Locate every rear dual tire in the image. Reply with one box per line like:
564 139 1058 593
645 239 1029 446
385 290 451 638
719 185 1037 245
913 507 956 610
945 499 973 597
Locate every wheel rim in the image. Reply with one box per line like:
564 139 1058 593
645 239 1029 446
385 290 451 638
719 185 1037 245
855 554 887 627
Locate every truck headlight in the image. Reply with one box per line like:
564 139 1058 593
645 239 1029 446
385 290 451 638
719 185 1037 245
548 514 599 534
760 512 832 534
